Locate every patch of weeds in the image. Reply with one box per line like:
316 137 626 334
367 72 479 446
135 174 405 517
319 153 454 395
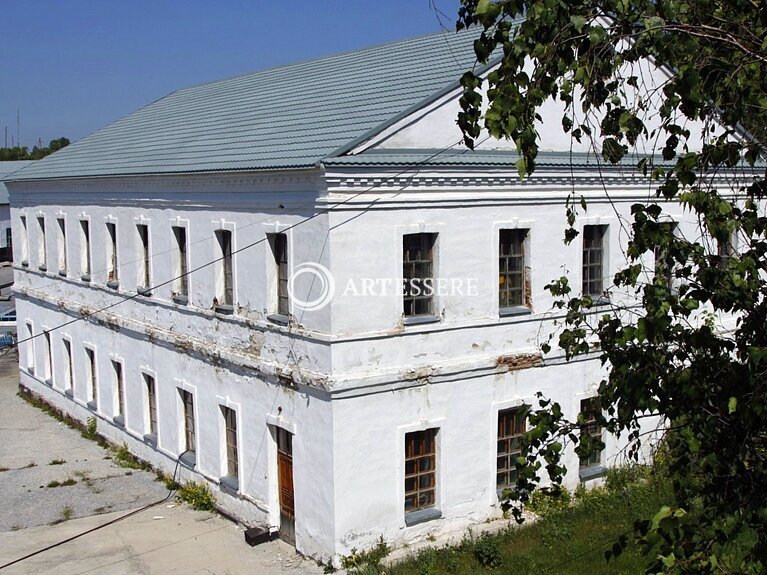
156 470 181 491
22 462 36 469
46 478 77 488
0 466 8 472
177 481 216 511
340 536 391 574
10 526 21 532
110 443 147 470
526 487 572 517
49 458 66 466
82 416 98 441
473 533 503 569
61 506 74 521
318 558 337 573
94 506 107 514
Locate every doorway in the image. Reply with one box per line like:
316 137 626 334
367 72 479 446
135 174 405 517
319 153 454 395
276 427 295 544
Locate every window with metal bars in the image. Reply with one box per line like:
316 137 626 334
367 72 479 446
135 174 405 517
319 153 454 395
86 347 97 405
112 360 124 417
106 222 118 284
215 229 234 307
145 375 157 436
270 233 289 315
37 217 46 270
582 225 607 298
222 406 239 479
403 233 436 317
80 220 91 279
404 428 437 513
498 229 529 310
137 224 150 290
496 407 527 490
43 331 52 382
63 339 73 391
180 389 196 454
579 398 603 468
57 218 67 274
172 226 188 297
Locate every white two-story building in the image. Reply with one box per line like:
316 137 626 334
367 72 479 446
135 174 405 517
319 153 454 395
6 28 713 562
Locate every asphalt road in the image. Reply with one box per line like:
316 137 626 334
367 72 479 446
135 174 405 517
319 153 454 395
0 350 323 574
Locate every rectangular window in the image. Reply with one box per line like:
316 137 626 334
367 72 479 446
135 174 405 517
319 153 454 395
63 339 73 391
496 407 527 490
404 428 437 513
582 225 607 298
269 233 289 316
86 347 97 405
57 218 67 275
222 406 239 479
20 215 28 264
499 229 530 310
215 229 233 307
180 389 196 454
145 374 157 436
43 331 52 382
106 222 118 285
403 233 436 318
654 224 677 290
579 398 603 469
25 322 34 371
172 226 188 298
37 217 47 270
137 224 150 291
112 360 124 418
80 220 91 279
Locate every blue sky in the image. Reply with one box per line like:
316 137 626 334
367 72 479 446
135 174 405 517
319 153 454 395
0 0 461 148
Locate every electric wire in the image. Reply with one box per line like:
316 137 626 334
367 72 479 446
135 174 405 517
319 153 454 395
0 450 190 571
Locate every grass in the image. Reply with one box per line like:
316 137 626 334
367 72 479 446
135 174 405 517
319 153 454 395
61 506 74 521
380 466 673 575
110 442 150 470
177 481 216 511
46 478 77 488
48 458 66 465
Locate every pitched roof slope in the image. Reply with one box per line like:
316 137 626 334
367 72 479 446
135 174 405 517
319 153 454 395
11 29 488 181
0 161 33 202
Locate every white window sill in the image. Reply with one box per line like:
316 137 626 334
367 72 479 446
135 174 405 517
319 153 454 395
579 465 606 482
405 507 441 526
499 306 532 318
403 314 440 326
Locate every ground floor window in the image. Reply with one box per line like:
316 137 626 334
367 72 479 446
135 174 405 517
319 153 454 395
180 389 196 454
404 428 437 513
222 406 238 479
579 398 604 468
496 406 527 490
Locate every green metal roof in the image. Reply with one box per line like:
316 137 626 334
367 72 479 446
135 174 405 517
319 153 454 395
10 28 493 182
0 161 33 202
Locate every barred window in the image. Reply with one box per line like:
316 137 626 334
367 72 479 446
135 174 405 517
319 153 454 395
404 428 437 512
582 225 607 297
145 375 157 436
180 389 196 453
403 233 436 317
499 229 529 309
112 361 124 417
496 407 527 490
222 406 239 479
579 398 603 468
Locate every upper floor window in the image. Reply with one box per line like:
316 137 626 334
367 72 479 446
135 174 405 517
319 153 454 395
215 229 234 310
106 222 118 286
37 217 47 271
180 389 196 456
172 226 189 301
85 347 98 408
403 233 436 319
80 220 91 281
499 229 530 312
19 215 28 265
136 224 151 294
56 218 67 275
63 339 73 392
654 223 678 291
582 225 607 299
269 233 289 317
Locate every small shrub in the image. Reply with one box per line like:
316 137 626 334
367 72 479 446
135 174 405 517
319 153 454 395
47 478 77 488
177 481 216 511
82 416 98 440
474 533 503 569
111 443 145 470
61 506 74 521
156 471 181 491
340 536 391 574
47 480 61 488
526 487 572 517
49 458 66 465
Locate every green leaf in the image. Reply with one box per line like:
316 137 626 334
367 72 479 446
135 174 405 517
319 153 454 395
570 15 587 33
729 397 737 414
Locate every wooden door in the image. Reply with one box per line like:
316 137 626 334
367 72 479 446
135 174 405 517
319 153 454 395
276 427 295 544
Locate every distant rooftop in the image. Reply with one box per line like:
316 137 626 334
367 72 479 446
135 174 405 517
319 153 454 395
9 28 497 182
0 161 34 202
